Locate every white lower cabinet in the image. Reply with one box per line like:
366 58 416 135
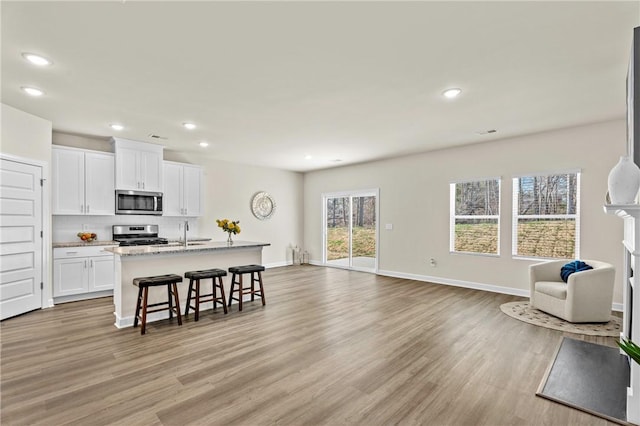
53 246 116 298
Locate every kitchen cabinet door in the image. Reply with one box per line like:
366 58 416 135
139 150 163 192
115 146 140 190
183 165 202 217
162 162 202 216
53 257 88 297
113 138 164 191
52 148 85 214
85 152 115 215
88 256 115 291
162 162 183 216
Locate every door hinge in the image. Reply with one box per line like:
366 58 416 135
40 230 43 238
40 178 44 186
40 282 43 290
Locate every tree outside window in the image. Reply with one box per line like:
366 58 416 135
512 172 580 259
450 179 500 255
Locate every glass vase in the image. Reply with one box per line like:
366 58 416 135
227 233 233 245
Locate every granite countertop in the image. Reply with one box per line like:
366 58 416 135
52 237 212 249
53 241 119 248
165 237 211 243
104 241 270 257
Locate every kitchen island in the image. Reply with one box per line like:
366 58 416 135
105 241 270 328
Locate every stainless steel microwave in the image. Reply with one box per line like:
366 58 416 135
115 190 163 215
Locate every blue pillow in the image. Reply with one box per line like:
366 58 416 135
560 260 593 282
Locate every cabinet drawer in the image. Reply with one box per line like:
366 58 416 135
54 246 116 259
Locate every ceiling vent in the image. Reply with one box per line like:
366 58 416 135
476 129 497 135
148 134 168 140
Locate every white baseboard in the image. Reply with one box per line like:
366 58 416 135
264 260 291 268
54 290 113 305
377 269 624 312
377 269 529 298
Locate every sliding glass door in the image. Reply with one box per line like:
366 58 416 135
324 190 378 272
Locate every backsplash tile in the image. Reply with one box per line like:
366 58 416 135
52 215 200 243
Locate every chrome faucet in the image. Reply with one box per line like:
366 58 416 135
183 220 189 248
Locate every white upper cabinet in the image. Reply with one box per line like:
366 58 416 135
182 165 202 216
85 152 115 214
52 146 114 215
163 161 202 217
112 138 163 192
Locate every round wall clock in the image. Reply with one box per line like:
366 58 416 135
251 191 276 220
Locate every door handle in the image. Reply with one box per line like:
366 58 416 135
90 259 93 268
84 260 87 269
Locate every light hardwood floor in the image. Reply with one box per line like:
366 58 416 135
1 266 620 425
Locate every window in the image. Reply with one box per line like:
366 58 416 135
450 178 500 255
512 172 580 259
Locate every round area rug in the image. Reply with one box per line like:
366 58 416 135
500 301 621 336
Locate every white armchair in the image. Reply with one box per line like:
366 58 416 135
529 259 615 323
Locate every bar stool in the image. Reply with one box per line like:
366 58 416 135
184 268 228 321
133 274 183 335
227 264 266 311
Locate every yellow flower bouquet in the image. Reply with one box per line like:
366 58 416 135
216 219 241 244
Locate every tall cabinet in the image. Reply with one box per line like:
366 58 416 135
604 204 639 425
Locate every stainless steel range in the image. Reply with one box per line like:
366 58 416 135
112 225 168 246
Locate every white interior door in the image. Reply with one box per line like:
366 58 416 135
0 158 43 320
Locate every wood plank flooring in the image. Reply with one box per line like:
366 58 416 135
1 266 621 425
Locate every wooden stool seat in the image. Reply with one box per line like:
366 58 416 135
227 264 266 311
184 268 228 320
133 273 183 335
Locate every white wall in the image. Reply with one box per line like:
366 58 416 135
303 119 627 304
51 132 304 267
165 150 304 267
1 104 52 162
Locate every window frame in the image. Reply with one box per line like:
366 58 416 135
449 177 501 257
511 170 581 260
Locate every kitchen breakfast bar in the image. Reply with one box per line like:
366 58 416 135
105 241 270 328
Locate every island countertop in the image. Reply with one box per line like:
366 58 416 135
105 241 270 257
110 240 270 328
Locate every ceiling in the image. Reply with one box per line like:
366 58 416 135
1 1 639 172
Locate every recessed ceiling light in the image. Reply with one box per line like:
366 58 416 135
443 88 462 99
22 52 52 66
304 154 313 160
183 122 196 130
110 123 124 131
21 86 44 97
199 141 209 147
